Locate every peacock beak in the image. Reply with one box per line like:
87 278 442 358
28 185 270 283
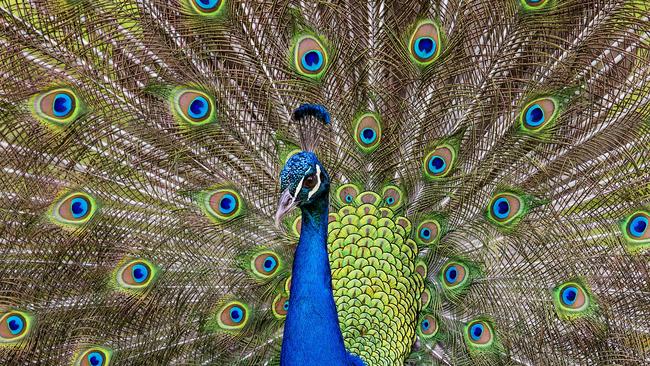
275 188 299 228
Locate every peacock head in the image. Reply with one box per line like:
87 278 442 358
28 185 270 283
275 151 330 225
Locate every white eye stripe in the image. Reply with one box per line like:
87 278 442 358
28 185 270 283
307 165 321 200
293 176 305 200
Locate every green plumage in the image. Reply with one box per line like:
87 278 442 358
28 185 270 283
328 188 424 364
0 0 649 365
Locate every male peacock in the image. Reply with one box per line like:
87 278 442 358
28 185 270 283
0 0 649 365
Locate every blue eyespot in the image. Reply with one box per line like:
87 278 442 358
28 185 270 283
53 93 73 117
283 300 289 311
421 319 430 331
629 215 648 238
345 194 353 203
88 352 104 366
219 194 236 214
386 196 395 205
414 37 437 60
493 198 510 219
420 228 431 240
194 0 220 10
561 286 578 306
525 104 545 127
301 50 323 72
131 264 149 283
6 315 24 335
70 197 90 219
188 96 209 119
445 266 457 284
428 156 446 174
360 128 377 144
230 306 244 323
469 323 484 341
263 256 277 273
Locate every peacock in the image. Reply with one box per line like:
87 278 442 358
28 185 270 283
0 0 649 364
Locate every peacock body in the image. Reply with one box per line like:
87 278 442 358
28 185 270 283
1 0 649 365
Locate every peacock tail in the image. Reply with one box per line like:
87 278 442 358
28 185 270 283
0 0 649 365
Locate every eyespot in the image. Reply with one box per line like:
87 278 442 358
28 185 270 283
32 88 84 126
272 293 289 319
358 192 380 205
203 188 244 221
216 301 249 330
555 282 589 312
420 288 432 308
415 219 441 246
521 0 549 9
414 261 428 278
465 320 493 346
488 192 523 226
292 34 329 79
623 211 650 243
423 145 456 179
409 20 442 66
116 259 156 289
441 261 468 289
50 192 97 227
0 311 31 343
172 89 216 126
76 347 112 366
520 97 558 131
336 184 360 205
189 0 224 15
353 113 382 153
418 314 438 338
251 251 281 279
381 185 403 209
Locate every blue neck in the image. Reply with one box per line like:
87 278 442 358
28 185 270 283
280 196 363 366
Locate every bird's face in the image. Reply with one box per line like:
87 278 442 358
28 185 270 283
275 151 330 225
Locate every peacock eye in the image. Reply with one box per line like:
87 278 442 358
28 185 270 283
173 89 216 126
190 0 222 13
418 314 438 338
303 173 317 189
77 347 112 366
520 97 558 131
466 320 493 345
0 311 31 343
337 184 360 205
50 192 97 227
521 0 550 9
552 280 596 321
409 20 442 66
32 88 84 126
415 219 441 245
116 259 156 289
488 193 523 226
441 262 468 289
217 301 249 330
202 188 244 221
625 212 650 240
556 282 588 311
272 293 289 319
292 34 329 79
382 186 403 208
251 251 281 279
353 113 382 153
424 145 456 179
